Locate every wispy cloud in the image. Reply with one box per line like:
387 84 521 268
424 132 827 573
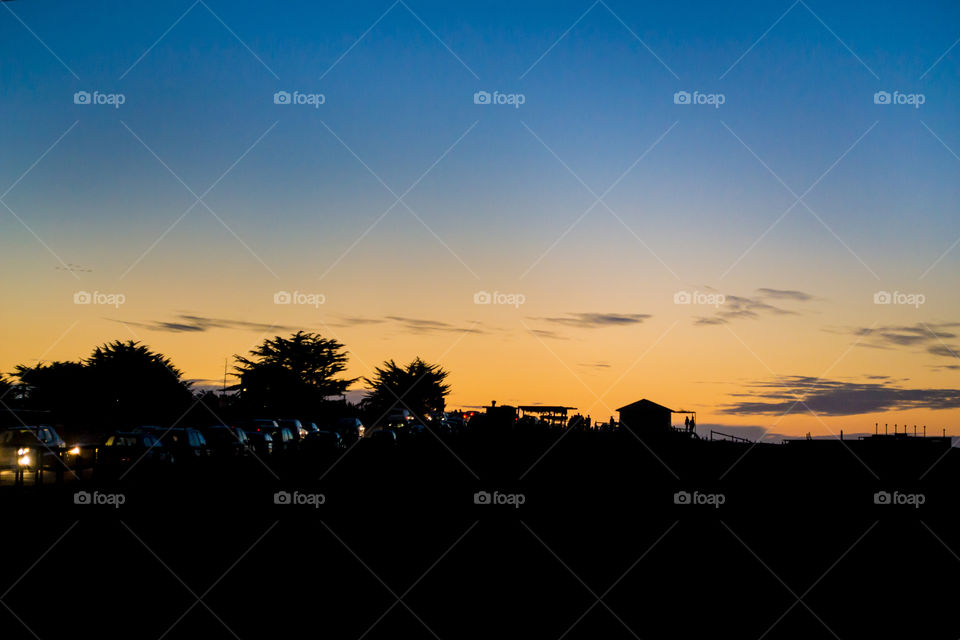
929 343 960 359
534 313 651 328
328 316 387 328
931 364 960 371
724 375 960 416
117 315 299 333
755 288 813 302
693 316 727 326
528 329 567 340
832 323 960 360
693 288 813 326
184 377 230 392
385 316 484 334
55 263 93 273
579 361 611 369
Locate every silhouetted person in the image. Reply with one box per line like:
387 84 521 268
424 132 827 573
684 416 690 431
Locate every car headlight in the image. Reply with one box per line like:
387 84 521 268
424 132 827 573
68 446 81 455
17 447 29 456
18 455 31 467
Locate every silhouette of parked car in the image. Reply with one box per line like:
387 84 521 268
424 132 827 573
407 423 428 438
334 417 366 444
97 432 173 468
301 430 343 454
443 415 466 433
386 410 413 425
199 425 249 458
135 426 211 462
277 418 306 441
0 426 66 471
241 420 295 454
268 426 296 454
366 428 397 447
243 430 274 457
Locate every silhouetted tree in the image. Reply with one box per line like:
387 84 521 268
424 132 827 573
14 341 194 430
362 358 450 423
0 375 22 418
234 331 356 415
0 375 13 402
14 361 89 416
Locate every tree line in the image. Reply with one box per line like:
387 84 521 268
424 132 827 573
1 331 450 434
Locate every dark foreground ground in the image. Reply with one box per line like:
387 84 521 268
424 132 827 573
2 430 958 639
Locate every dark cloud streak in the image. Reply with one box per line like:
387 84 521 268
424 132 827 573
724 375 960 416
694 288 812 326
117 315 298 333
535 313 651 328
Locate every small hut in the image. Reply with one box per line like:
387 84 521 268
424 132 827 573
616 399 676 438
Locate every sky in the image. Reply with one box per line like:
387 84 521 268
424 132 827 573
1 0 958 437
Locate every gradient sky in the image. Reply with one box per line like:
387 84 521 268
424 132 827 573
1 0 958 437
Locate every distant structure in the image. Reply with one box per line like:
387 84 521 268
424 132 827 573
517 405 576 428
482 400 518 432
617 399 672 433
480 398 706 438
784 430 952 451
616 399 696 439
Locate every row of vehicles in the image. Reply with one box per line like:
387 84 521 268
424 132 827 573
0 417 371 477
1 412 472 480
